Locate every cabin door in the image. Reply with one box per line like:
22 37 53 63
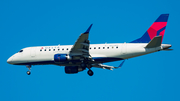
30 48 36 57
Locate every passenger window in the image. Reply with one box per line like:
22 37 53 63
94 47 96 49
98 47 100 49
44 49 46 51
107 47 109 49
49 49 51 51
40 50 42 51
62 48 64 50
116 46 118 49
58 49 60 51
90 47 91 49
67 48 68 50
103 47 105 49
53 49 55 51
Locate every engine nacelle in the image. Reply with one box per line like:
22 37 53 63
65 66 86 74
54 54 68 62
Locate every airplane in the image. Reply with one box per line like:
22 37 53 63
7 14 172 76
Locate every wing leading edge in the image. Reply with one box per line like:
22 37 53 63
69 24 93 60
69 24 125 71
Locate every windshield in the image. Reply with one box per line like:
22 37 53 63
19 50 23 53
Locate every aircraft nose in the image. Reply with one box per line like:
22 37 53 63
7 56 13 64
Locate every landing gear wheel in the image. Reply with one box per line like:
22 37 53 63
87 69 94 76
27 71 31 75
26 65 31 75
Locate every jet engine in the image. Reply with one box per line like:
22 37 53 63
54 54 71 63
65 66 86 74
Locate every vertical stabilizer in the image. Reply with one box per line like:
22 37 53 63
131 14 169 43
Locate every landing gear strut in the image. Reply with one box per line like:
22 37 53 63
86 64 93 76
26 65 31 75
87 69 94 76
81 60 94 76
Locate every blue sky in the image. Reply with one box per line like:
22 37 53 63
0 0 179 101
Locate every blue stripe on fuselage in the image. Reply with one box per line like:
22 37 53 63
13 57 123 65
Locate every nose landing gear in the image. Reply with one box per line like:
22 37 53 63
27 71 31 75
26 65 31 75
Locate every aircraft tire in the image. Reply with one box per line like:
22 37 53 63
87 69 93 76
27 71 31 75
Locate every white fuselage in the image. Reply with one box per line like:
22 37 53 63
7 43 169 66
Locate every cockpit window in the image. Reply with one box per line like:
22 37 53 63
19 50 23 53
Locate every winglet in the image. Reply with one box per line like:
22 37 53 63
118 60 125 68
84 24 93 34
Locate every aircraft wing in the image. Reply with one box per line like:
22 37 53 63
69 24 93 60
92 60 125 70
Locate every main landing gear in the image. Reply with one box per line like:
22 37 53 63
86 64 93 76
26 65 31 75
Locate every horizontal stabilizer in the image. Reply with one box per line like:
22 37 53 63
145 36 162 48
163 49 173 51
